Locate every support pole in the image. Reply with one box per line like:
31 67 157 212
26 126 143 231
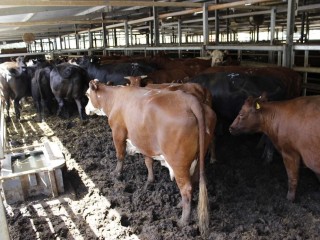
285 0 295 68
153 6 159 46
215 0 220 44
203 2 209 47
269 7 276 63
74 24 79 50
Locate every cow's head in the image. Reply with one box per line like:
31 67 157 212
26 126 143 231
208 50 224 67
16 56 27 72
124 75 148 87
85 79 107 116
229 92 268 135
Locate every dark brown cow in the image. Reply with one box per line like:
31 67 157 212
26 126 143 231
149 56 209 79
229 93 320 201
146 68 190 84
85 80 216 236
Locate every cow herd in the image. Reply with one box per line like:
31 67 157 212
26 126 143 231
2 52 318 237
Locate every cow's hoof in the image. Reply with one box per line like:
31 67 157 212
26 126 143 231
144 181 154 191
35 116 43 122
110 171 122 180
286 192 296 202
177 219 188 228
66 122 75 129
5 116 11 123
176 200 183 208
80 119 89 126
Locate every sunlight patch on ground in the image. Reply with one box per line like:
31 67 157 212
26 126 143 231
3 107 140 239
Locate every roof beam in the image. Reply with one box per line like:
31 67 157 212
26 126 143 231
159 0 280 19
0 19 123 27
0 1 202 8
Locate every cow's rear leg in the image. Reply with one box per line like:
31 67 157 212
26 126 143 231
55 97 64 117
75 98 86 120
209 139 216 163
5 99 11 122
13 98 21 120
112 130 127 177
176 176 192 227
144 156 154 183
282 152 300 201
143 156 155 190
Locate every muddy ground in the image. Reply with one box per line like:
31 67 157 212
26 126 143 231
3 100 320 240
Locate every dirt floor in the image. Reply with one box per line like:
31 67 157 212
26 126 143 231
2 100 320 240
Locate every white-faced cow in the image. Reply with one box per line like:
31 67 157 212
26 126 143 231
229 94 320 201
85 80 216 237
207 50 224 67
50 63 89 120
0 56 30 120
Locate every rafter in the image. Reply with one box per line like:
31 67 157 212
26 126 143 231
0 1 202 8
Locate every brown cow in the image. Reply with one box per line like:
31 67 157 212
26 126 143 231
229 93 320 202
85 80 216 236
125 76 216 163
124 76 212 107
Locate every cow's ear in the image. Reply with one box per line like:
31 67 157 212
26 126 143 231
246 96 259 110
89 82 95 90
106 81 114 86
254 97 264 111
89 80 98 91
259 92 268 102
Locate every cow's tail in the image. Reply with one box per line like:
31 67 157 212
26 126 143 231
190 96 209 237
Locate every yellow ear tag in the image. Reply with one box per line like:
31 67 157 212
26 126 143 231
255 102 261 110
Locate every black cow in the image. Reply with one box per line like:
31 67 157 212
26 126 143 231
76 55 157 85
190 68 302 162
50 63 89 120
0 56 30 120
26 58 56 122
31 65 54 122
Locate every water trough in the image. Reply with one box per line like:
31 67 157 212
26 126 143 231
0 141 66 204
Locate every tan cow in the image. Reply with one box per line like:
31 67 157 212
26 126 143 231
124 76 216 163
85 80 216 237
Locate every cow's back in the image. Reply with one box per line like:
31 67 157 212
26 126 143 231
191 71 288 122
109 87 201 157
270 96 320 137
